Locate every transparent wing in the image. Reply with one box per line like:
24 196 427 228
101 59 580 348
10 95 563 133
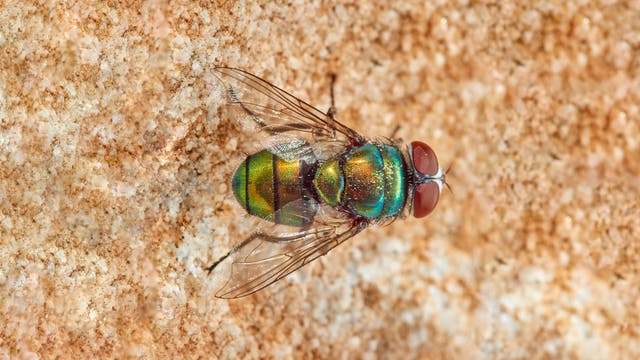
212 67 365 150
209 218 367 299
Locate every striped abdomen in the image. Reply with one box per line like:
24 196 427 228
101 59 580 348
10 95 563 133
231 150 317 227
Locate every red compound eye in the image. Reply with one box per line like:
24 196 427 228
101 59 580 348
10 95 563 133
412 182 440 218
411 141 439 176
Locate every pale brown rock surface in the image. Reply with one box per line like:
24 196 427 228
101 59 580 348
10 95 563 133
1 1 639 358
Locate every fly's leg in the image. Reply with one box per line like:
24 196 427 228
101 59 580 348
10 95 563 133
390 124 401 139
389 124 404 145
326 73 338 120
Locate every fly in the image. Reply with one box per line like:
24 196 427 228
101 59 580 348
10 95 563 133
208 67 445 298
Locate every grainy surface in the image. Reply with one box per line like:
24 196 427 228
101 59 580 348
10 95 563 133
1 1 639 359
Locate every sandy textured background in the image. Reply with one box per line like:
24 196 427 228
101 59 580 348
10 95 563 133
1 1 639 358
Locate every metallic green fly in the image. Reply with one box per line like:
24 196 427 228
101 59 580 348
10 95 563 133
209 68 444 298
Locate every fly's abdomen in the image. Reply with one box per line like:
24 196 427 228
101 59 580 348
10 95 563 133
232 150 316 227
313 144 407 219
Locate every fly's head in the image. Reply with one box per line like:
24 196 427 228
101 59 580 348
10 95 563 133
408 141 444 218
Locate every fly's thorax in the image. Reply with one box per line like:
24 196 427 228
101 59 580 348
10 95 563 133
343 144 385 218
379 144 407 217
312 143 407 219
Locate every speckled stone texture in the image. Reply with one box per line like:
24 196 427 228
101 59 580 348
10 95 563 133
1 1 639 358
